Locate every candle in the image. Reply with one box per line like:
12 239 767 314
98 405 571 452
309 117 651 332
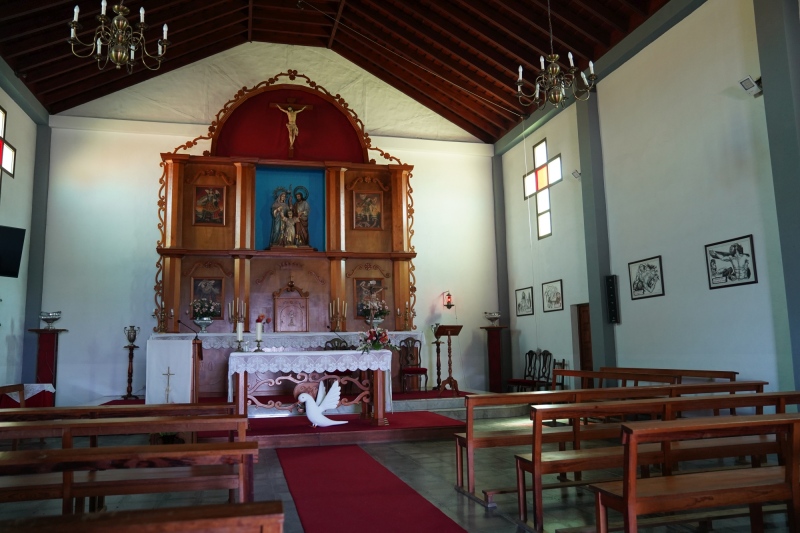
169 309 174 318
535 83 540 99
405 302 409 309
130 44 135 60
96 38 102 54
397 308 401 316
581 72 588 86
243 302 246 318
568 52 574 67
589 61 594 75
163 24 168 40
140 6 145 23
540 55 545 70
101 0 107 16
71 27 76 39
329 302 333 317
73 5 80 22
158 44 162 56
344 302 347 315
256 322 263 341
236 321 243 341
228 301 232 318
518 65 522 81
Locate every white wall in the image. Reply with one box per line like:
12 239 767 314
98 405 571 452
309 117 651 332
44 120 494 405
0 87 37 385
501 105 588 377
597 0 786 387
372 137 496 391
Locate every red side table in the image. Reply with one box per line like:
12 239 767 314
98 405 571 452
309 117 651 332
481 326 507 393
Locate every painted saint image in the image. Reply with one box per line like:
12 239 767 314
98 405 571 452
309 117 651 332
194 187 224 225
354 192 382 229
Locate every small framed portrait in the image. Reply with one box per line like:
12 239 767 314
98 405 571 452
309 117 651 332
354 278 384 318
190 277 224 319
541 279 563 312
193 186 226 226
515 287 534 316
705 234 757 290
353 191 383 230
628 255 665 300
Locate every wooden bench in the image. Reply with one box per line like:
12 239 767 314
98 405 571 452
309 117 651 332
516 391 800 531
552 369 679 389
0 441 258 514
0 384 26 407
600 366 738 382
590 413 800 532
0 501 284 532
454 380 767 500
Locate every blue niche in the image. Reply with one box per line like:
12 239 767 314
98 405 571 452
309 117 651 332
255 167 326 251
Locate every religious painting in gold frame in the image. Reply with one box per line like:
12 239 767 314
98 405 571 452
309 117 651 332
193 186 226 226
190 277 224 320
354 278 384 318
353 191 383 230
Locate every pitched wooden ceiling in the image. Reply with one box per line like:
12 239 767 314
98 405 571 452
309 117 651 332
0 0 668 143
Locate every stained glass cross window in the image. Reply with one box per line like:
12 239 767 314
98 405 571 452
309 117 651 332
522 138 562 239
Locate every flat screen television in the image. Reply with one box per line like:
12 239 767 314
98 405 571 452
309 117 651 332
0 225 26 278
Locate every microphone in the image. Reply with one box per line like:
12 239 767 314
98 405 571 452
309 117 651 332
178 320 199 340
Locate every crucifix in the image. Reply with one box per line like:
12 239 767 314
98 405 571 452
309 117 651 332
163 366 175 404
269 99 314 158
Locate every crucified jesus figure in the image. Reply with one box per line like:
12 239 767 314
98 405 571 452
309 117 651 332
277 105 307 149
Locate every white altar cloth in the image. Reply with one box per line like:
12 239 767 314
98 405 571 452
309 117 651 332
4 383 55 403
227 349 393 411
146 339 193 404
152 331 423 351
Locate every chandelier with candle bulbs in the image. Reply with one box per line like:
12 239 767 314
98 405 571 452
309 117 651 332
516 0 596 110
68 1 169 73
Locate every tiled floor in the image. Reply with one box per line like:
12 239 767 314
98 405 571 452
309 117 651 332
0 417 792 532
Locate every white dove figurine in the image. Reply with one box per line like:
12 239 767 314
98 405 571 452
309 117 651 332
297 380 348 427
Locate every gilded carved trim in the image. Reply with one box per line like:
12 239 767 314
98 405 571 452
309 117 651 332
307 270 326 284
272 278 310 298
254 270 276 285
153 163 168 332
279 261 304 270
183 261 234 278
186 168 234 186
345 176 389 192
345 263 392 279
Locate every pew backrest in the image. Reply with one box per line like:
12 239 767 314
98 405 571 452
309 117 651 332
599 366 738 382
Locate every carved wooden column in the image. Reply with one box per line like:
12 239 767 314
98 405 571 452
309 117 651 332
326 166 347 252
481 326 507 392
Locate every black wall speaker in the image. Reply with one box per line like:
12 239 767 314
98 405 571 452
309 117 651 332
605 275 620 324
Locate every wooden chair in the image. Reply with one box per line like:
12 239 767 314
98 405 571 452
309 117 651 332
507 350 553 391
399 337 427 392
323 337 359 394
323 337 352 350
552 359 567 390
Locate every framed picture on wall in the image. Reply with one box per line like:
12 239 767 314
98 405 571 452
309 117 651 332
704 234 758 290
541 279 563 312
190 277 224 319
515 287 534 316
628 255 665 300
353 191 383 230
354 278 384 318
193 186 226 226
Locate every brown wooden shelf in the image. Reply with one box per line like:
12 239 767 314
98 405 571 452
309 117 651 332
156 248 416 260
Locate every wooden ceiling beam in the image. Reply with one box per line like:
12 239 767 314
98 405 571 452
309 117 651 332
335 32 511 132
334 39 498 143
35 23 247 100
45 36 247 115
251 20 330 39
571 0 629 32
0 0 73 24
327 0 346 48
518 0 610 47
615 0 649 17
343 4 521 118
21 7 249 86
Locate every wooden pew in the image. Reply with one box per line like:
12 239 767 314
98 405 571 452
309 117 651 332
599 366 738 382
0 402 237 423
0 501 284 532
552 369 678 390
590 413 800 532
455 380 767 500
516 391 800 531
0 385 25 408
0 441 258 514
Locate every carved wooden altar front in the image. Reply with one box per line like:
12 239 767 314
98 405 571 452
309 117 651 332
153 72 417 398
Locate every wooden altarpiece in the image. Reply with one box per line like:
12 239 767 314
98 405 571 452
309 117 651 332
153 71 418 398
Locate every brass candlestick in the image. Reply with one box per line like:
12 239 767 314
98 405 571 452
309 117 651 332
122 325 140 400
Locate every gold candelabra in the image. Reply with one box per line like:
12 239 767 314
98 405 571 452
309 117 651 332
228 299 247 333
152 308 166 333
396 303 416 331
329 298 346 332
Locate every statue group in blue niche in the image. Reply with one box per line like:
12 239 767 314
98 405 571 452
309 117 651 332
270 185 311 248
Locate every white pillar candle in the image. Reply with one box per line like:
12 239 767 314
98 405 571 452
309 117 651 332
236 321 243 341
256 322 263 341
101 0 107 16
73 5 80 22
568 52 574 67
581 72 588 86
518 65 522 81
71 27 76 38
140 6 145 23
163 24 168 40
589 61 594 75
130 44 135 60
96 38 102 54
540 56 545 70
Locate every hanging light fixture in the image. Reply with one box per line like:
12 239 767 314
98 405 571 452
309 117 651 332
516 0 596 110
68 1 169 73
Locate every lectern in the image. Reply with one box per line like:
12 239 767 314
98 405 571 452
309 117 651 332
433 324 462 397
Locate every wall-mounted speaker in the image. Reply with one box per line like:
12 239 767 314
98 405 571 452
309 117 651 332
605 275 620 324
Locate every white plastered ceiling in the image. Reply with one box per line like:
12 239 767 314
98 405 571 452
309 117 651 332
58 42 480 143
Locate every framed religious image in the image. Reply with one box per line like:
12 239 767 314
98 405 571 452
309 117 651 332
628 255 664 300
515 287 534 316
541 279 563 312
190 277 224 319
193 186 226 226
353 191 383 230
705 234 758 290
354 278 384 318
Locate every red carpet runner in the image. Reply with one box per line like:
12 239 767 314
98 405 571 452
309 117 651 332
277 445 467 533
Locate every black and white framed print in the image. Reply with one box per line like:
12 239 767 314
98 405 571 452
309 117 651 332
628 255 665 300
705 234 757 290
541 279 563 312
515 287 534 316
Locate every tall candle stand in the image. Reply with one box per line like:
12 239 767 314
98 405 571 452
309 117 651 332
122 325 140 400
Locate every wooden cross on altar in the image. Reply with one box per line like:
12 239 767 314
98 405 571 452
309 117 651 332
163 366 175 404
269 98 313 158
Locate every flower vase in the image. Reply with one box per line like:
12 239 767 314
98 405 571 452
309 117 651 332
193 317 213 333
367 316 384 327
